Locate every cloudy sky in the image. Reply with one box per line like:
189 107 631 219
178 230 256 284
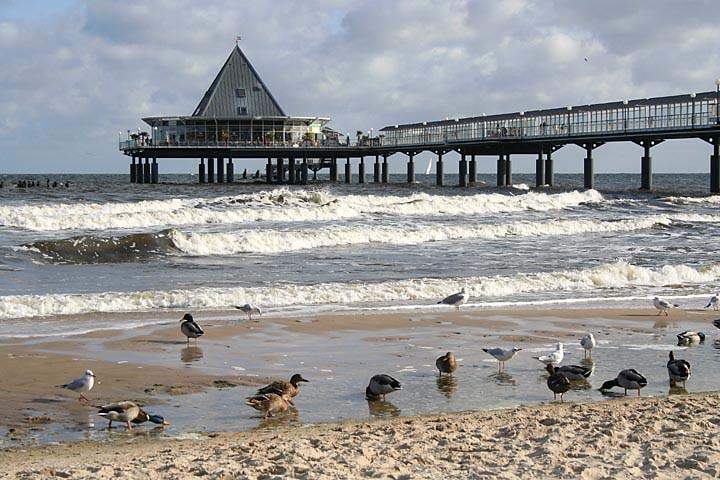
1 0 719 174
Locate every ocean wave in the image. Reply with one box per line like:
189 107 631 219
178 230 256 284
0 188 604 232
21 213 719 262
1 260 717 320
658 195 720 205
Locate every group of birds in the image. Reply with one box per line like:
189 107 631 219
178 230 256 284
57 290 719 427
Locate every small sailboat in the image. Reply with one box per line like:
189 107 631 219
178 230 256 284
425 158 433 175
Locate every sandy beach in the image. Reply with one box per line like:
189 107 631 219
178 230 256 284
3 392 720 479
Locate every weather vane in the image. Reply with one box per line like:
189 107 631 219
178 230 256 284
236 35 242 46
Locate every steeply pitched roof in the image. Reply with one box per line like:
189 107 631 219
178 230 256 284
192 45 286 117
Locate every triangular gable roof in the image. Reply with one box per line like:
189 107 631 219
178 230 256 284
192 45 286 117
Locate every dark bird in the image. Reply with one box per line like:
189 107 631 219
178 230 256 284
179 313 204 344
713 319 720 330
255 374 309 406
366 374 402 401
546 364 570 401
557 364 593 381
96 401 141 430
435 352 458 375
600 369 647 396
667 351 691 387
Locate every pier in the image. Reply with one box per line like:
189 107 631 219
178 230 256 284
120 46 720 193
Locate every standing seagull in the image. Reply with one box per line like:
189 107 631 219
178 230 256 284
580 333 596 359
482 347 522 372
438 287 469 310
235 303 262 321
653 297 679 316
705 294 719 311
180 313 204 344
59 370 96 403
533 343 564 366
365 374 402 401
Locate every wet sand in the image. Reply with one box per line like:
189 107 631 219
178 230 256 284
3 392 720 479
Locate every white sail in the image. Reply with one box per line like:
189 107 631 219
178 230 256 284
425 159 433 175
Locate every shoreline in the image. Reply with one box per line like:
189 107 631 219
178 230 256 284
3 392 719 478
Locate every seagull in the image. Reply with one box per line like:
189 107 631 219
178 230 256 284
546 364 571 401
653 297 679 316
435 352 458 376
59 370 96 403
235 303 262 321
600 369 647 396
365 374 402 401
705 294 719 311
438 287 469 310
482 347 522 372
533 343 564 366
180 313 204 344
580 333 596 358
667 351 691 388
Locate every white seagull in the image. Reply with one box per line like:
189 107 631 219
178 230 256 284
438 287 469 310
705 294 719 311
580 333 596 358
653 297 679 316
482 347 522 372
235 303 262 321
533 343 564 366
59 369 96 403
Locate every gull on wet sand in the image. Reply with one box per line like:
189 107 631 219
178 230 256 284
705 294 719 311
180 313 204 344
580 333 596 358
235 303 262 321
366 374 402 401
653 297 679 316
533 343 564 366
438 288 468 310
482 347 522 372
59 369 95 403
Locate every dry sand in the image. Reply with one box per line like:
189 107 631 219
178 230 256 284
3 392 720 479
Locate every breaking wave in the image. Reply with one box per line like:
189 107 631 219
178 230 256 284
21 213 719 262
0 188 604 232
1 260 718 320
659 195 720 206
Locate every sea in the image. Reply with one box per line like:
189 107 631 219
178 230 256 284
0 173 719 339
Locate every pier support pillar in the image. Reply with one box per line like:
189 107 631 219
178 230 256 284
301 159 309 185
459 155 467 187
345 158 351 184
136 158 144 184
288 158 296 185
382 155 389 183
226 159 234 183
535 152 545 188
216 158 224 183
330 158 339 182
143 158 151 184
266 158 272 184
496 155 505 187
130 157 136 183
584 149 594 189
151 158 158 184
407 153 415 183
641 145 652 190
199 159 206 184
505 155 512 186
277 158 285 183
358 157 365 184
545 153 554 187
712 140 720 193
208 157 215 184
373 155 380 183
436 153 444 187
468 155 477 185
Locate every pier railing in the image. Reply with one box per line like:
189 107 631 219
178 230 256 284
119 137 381 151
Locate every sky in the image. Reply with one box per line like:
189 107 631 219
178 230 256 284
1 0 719 174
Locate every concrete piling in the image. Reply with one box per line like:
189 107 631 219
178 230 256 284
374 155 380 183
584 148 594 189
382 155 389 183
277 158 284 183
505 154 512 186
265 158 272 184
143 158 151 184
151 158 158 184
358 157 365 184
330 158 339 182
496 155 505 187
468 155 477 185
436 153 444 187
207 158 215 184
712 140 720 194
130 157 136 183
199 159 206 184
288 158 296 185
226 159 234 183
459 155 467 187
641 144 652 190
544 153 554 187
216 158 224 183
345 158 351 184
535 151 545 188
407 153 415 183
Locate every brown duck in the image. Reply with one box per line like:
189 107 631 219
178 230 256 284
246 392 291 418
435 352 458 375
255 373 309 406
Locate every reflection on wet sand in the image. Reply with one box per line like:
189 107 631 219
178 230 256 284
668 385 689 396
367 400 400 418
436 375 458 398
489 372 516 387
255 409 300 430
180 346 204 363
568 379 593 391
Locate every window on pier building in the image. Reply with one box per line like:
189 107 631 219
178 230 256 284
237 106 248 115
235 88 246 98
